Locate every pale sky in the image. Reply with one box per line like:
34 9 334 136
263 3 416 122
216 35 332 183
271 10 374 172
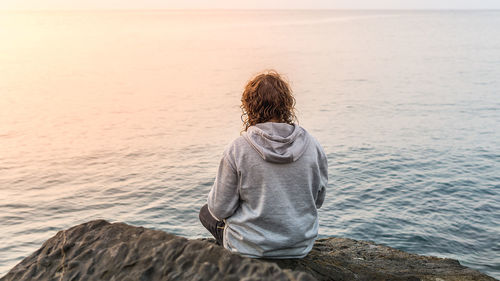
1 0 500 10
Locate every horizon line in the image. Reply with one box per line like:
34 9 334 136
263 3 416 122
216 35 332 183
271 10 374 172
1 8 500 12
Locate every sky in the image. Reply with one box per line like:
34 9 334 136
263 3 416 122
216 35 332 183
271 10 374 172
1 0 500 10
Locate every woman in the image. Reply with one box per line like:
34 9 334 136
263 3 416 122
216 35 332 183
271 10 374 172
199 70 328 258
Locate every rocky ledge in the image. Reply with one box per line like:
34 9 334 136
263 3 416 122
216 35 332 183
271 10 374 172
1 220 496 281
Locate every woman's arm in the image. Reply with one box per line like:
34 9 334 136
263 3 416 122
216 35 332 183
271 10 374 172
207 154 240 221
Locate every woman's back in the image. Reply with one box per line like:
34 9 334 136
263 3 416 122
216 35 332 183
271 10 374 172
208 122 328 258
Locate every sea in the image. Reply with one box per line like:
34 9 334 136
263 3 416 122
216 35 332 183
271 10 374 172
0 10 499 279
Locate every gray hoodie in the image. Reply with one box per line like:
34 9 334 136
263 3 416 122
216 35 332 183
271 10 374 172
207 122 328 258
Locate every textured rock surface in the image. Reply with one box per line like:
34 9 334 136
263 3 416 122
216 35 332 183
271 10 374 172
263 238 497 281
1 220 496 281
0 220 312 281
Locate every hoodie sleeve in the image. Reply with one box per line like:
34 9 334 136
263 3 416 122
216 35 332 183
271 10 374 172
207 152 239 221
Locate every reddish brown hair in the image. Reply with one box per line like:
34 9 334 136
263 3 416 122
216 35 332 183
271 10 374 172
240 70 297 131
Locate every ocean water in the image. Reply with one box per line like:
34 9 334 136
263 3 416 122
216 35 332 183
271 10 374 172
0 10 499 279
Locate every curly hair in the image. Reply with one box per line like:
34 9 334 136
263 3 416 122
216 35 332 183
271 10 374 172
240 70 297 131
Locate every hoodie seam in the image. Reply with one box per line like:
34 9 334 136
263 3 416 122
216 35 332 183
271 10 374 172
243 133 266 160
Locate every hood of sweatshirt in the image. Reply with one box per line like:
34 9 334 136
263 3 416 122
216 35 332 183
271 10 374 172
243 122 310 164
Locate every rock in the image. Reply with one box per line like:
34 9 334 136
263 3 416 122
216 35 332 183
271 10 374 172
0 220 313 281
0 220 496 281
262 238 497 281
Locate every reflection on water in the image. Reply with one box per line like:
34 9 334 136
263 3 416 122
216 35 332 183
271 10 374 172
0 10 499 278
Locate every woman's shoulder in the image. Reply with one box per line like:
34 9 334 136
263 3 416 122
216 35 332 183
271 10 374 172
299 127 327 158
225 134 248 148
223 135 250 156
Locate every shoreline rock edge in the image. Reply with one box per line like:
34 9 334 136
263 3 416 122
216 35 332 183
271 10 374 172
0 220 496 281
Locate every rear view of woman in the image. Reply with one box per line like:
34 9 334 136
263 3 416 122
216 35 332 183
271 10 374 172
199 70 328 258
